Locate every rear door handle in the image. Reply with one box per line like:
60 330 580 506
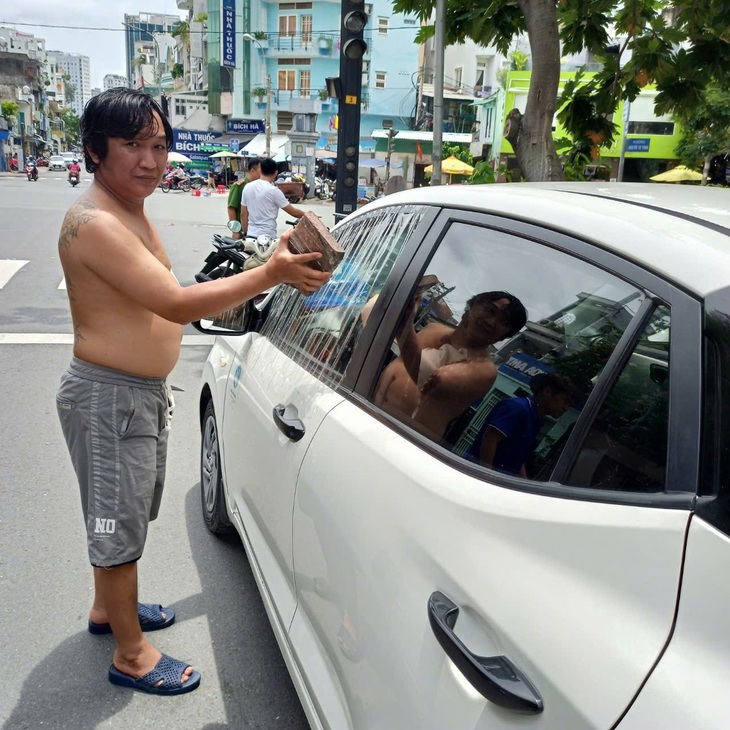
428 591 543 714
273 403 305 442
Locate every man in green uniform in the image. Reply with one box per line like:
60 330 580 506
227 157 261 238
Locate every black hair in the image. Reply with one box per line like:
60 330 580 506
530 372 576 398
466 291 528 337
80 88 173 173
260 157 278 176
247 157 261 170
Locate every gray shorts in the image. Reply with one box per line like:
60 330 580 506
56 358 173 568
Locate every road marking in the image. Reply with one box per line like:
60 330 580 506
0 333 216 345
0 260 29 288
58 278 67 290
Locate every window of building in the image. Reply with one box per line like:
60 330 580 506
175 99 186 116
301 15 312 43
279 15 297 36
260 206 430 383
375 72 386 89
378 17 389 34
403 16 417 25
278 57 311 65
278 69 296 91
453 66 463 90
369 221 665 492
279 1 312 7
277 110 293 131
300 69 311 97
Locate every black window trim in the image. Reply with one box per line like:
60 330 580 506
351 207 702 510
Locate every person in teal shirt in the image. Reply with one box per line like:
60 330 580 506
227 158 261 238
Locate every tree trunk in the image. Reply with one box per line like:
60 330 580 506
701 153 712 186
503 0 564 181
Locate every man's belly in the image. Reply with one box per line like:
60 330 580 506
73 318 184 378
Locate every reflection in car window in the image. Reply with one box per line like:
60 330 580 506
371 222 649 483
261 205 428 382
567 306 671 492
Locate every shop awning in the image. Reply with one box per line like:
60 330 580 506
240 133 289 158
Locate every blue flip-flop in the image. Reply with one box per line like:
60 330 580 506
88 602 176 635
108 654 201 696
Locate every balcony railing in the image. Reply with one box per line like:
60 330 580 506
254 32 371 58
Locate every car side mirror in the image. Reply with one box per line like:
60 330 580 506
192 300 253 336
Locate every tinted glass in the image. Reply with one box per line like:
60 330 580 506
261 205 428 382
566 306 671 492
371 222 647 481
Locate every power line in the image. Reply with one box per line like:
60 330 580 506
0 20 421 35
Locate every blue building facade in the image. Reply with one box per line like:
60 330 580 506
229 0 419 149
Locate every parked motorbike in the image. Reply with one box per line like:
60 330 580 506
25 162 38 182
192 221 278 332
314 176 334 200
160 172 191 193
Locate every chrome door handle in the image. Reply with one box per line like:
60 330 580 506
428 591 543 714
273 403 305 442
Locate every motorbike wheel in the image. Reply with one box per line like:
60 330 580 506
191 178 203 190
289 197 300 204
318 190 328 200
161 182 171 193
180 180 192 192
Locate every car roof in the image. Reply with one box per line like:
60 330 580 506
357 183 730 297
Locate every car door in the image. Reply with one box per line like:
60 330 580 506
221 204 435 630
617 286 730 729
290 210 700 728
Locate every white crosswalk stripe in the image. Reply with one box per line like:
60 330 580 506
0 260 29 288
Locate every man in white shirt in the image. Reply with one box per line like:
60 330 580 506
241 157 305 238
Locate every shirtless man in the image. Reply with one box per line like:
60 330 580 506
374 291 527 442
55 88 329 696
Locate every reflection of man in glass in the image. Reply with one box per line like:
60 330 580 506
471 373 575 476
374 290 527 441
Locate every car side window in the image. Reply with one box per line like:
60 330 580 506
370 221 657 487
566 306 671 492
261 205 429 383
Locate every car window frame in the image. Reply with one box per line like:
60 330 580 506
259 204 441 394
351 206 702 509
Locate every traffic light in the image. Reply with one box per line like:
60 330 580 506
334 0 369 220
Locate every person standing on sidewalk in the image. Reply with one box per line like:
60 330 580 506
226 157 261 238
55 88 330 697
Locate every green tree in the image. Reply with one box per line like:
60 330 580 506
62 74 75 104
59 107 80 147
393 0 730 182
1 101 19 124
171 63 185 80
675 85 730 185
442 142 472 164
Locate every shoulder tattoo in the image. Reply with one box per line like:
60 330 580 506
58 199 100 253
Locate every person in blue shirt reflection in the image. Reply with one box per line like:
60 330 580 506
474 372 575 476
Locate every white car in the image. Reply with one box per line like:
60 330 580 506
49 155 66 171
197 183 730 729
60 151 78 168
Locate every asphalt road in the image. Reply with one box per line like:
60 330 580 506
0 168 333 729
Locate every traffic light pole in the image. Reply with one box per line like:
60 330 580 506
334 0 368 221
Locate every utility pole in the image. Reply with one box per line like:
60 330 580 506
617 98 630 182
385 124 395 181
430 0 446 186
265 74 272 156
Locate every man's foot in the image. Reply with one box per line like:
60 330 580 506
109 650 200 695
88 603 175 635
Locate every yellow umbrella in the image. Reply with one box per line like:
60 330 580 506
424 155 474 175
210 150 240 158
650 165 703 182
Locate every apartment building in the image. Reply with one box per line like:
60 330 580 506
103 74 129 91
46 51 92 117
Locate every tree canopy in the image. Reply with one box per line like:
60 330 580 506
59 107 80 147
393 0 730 181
